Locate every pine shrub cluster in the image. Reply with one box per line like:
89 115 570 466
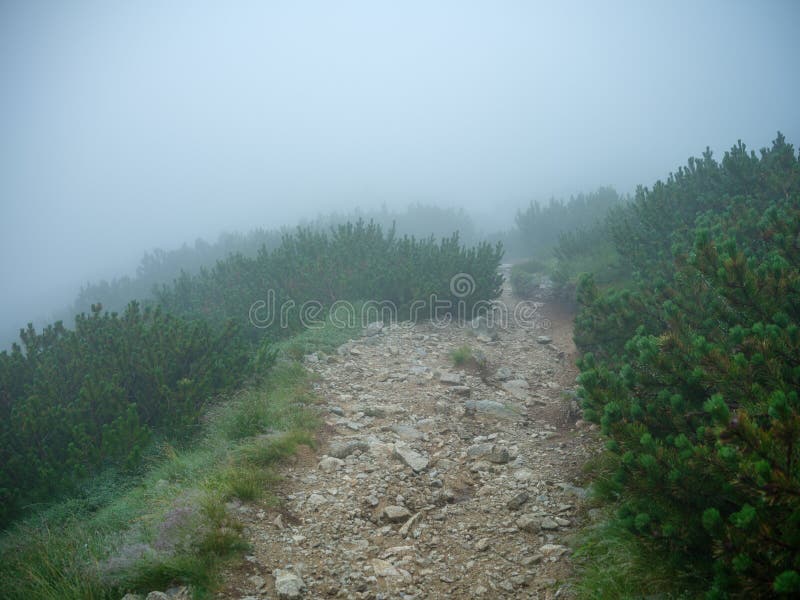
0 303 248 527
576 134 800 597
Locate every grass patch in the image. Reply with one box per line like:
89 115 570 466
277 305 363 360
567 453 704 599
0 361 318 600
571 515 702 599
450 344 473 366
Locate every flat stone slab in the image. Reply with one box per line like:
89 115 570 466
393 443 429 472
438 372 463 385
463 399 520 418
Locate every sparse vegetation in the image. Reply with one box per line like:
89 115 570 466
450 344 473 366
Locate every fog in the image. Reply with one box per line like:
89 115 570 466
1 0 798 345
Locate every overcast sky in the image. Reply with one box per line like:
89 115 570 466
1 0 799 336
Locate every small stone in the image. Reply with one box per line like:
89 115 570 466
502 379 530 400
495 366 513 381
451 385 471 397
474 537 490 552
438 372 462 385
145 594 169 600
541 516 559 530
487 445 510 464
364 321 384 336
306 493 327 508
362 406 387 417
539 543 569 557
467 442 494 458
516 514 542 533
392 424 425 441
328 439 369 459
498 579 515 592
473 585 489 596
506 491 529 511
536 335 553 344
398 511 422 537
512 468 536 482
318 456 344 473
383 505 412 523
521 553 543 566
248 575 266 590
273 568 305 598
371 558 400 578
463 399 519 418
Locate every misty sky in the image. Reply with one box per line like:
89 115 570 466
1 0 799 335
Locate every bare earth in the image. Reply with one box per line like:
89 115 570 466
219 273 600 600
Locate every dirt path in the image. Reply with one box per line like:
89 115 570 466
220 270 599 599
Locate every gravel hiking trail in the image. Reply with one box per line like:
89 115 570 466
219 268 600 599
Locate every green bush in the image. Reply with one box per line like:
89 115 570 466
156 220 504 340
0 302 249 528
450 345 473 366
513 186 625 258
575 133 800 597
0 357 319 599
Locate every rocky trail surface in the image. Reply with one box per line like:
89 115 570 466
219 269 600 599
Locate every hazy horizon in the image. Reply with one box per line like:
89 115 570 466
2 0 799 342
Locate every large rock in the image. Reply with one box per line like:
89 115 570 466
393 443 429 472
274 569 305 598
